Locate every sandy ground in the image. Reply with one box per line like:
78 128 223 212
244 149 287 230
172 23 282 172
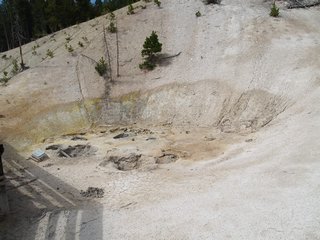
0 0 320 239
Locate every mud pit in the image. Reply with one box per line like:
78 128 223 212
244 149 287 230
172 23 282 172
40 126 232 172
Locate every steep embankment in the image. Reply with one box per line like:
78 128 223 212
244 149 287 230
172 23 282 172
0 0 320 150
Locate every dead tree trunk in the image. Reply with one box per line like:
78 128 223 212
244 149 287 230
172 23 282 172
115 21 120 77
103 26 113 82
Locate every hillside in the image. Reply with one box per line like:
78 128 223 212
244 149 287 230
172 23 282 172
0 0 320 239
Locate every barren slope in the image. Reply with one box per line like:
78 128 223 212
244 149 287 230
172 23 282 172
0 0 320 239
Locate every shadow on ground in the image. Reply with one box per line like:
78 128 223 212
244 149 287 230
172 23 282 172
0 143 104 240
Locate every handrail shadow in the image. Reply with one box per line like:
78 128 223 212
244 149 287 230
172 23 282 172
0 142 104 240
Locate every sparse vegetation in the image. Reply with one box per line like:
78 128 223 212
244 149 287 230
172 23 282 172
1 55 8 60
109 12 115 21
108 22 117 33
65 44 74 53
139 31 162 71
139 60 156 70
46 49 54 58
154 0 161 7
82 36 89 43
11 59 19 75
0 71 10 85
196 11 202 17
127 4 135 15
66 36 71 42
78 41 84 47
95 57 108 76
270 2 280 17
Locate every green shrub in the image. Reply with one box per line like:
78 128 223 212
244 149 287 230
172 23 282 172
46 49 54 58
127 4 134 15
270 3 279 17
196 11 201 17
154 0 161 7
141 31 162 58
139 60 155 70
0 71 10 84
95 57 108 76
11 59 19 74
140 31 162 71
109 12 115 20
108 22 117 33
65 44 74 53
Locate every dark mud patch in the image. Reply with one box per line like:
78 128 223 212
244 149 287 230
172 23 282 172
100 153 142 171
156 153 178 164
80 187 104 198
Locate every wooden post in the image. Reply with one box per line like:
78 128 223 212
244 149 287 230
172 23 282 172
0 144 9 216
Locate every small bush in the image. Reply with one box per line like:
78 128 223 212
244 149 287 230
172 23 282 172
46 49 54 58
65 44 74 53
109 12 115 21
270 3 279 17
11 59 19 75
127 4 135 15
154 0 161 7
32 49 37 55
140 31 162 71
141 5 147 9
78 41 84 47
107 22 117 33
141 31 162 58
65 36 71 42
95 57 108 76
1 55 8 60
196 11 201 17
139 60 155 70
0 71 10 85
82 36 89 43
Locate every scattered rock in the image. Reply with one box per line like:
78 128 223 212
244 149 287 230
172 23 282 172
58 144 95 158
146 137 156 141
204 136 216 141
113 133 129 139
109 127 119 133
287 0 320 8
156 153 178 164
101 153 142 171
80 187 104 198
43 163 54 168
46 144 63 150
71 136 88 141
